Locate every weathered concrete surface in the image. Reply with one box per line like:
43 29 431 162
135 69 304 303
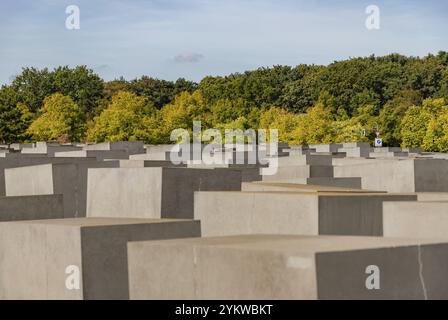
309 144 343 153
0 155 99 196
341 142 371 149
257 177 361 188
83 141 145 155
276 154 333 166
0 194 64 221
369 151 409 158
87 167 242 219
383 201 448 238
417 193 448 201
5 161 120 217
194 191 416 237
21 145 82 156
241 181 380 193
337 147 371 158
128 235 448 299
262 165 334 181
0 218 201 299
55 150 130 160
335 159 448 192
119 160 186 168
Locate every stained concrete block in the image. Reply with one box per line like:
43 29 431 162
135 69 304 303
372 147 402 153
83 141 145 155
0 194 64 221
257 177 361 188
5 161 120 217
337 147 371 158
277 154 333 166
0 218 200 299
0 155 102 196
369 151 409 158
21 145 82 156
119 160 186 168
55 150 130 160
87 167 242 219
335 159 448 192
128 235 448 299
194 191 416 237
341 142 371 149
262 165 334 181
417 193 448 201
309 144 343 153
241 181 378 193
383 201 448 238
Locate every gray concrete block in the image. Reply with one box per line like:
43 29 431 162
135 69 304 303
21 145 82 156
55 150 130 160
0 194 64 221
0 155 102 196
254 177 361 188
194 191 416 237
383 201 448 238
5 161 120 217
341 142 371 149
262 165 334 181
0 218 201 299
119 160 187 168
369 151 409 158
309 144 343 153
241 181 378 193
335 159 448 192
83 141 145 155
337 147 371 158
87 167 242 219
417 193 448 201
128 235 448 299
277 154 333 166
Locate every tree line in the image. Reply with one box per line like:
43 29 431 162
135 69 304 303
0 51 447 150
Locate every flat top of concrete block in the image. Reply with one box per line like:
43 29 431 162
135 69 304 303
242 182 384 193
385 201 448 206
129 234 445 254
7 217 197 227
222 190 415 197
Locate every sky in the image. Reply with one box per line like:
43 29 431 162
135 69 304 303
0 0 447 84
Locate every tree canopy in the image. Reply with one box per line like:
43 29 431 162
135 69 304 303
0 52 447 150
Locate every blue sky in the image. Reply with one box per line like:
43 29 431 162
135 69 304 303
0 0 447 84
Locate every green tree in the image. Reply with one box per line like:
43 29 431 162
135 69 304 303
292 103 336 144
0 87 33 143
423 107 448 152
259 107 301 143
378 89 422 146
87 91 156 143
11 67 55 113
12 66 104 115
27 93 86 142
400 98 446 148
153 91 212 143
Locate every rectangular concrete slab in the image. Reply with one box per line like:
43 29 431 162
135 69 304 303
262 165 334 181
383 201 448 238
242 181 381 193
0 194 64 221
5 161 120 217
87 167 242 219
194 191 416 237
127 234 448 299
0 218 201 299
335 159 448 192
